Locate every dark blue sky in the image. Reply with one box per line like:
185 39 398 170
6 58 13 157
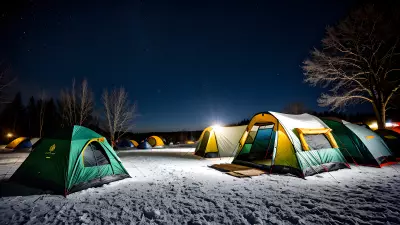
1 0 357 132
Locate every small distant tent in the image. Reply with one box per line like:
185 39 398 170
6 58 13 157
322 118 395 167
130 140 139 147
10 125 130 195
233 112 349 177
147 136 164 148
138 140 152 149
116 139 134 149
374 129 400 160
195 125 247 158
6 137 33 150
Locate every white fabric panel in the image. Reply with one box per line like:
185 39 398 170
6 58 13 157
269 111 329 152
214 125 247 157
30 138 41 145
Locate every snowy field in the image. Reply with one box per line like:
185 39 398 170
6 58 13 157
1 148 400 225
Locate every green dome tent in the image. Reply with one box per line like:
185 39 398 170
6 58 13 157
10 125 130 195
321 118 395 167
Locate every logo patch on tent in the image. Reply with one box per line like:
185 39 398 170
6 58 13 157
49 144 56 152
365 135 375 140
45 144 56 158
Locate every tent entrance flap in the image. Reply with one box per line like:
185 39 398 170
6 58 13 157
197 131 210 157
236 124 275 164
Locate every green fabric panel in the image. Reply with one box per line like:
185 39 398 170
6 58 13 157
11 138 70 193
72 125 103 141
100 142 129 175
344 123 393 160
67 139 129 190
296 151 321 168
322 119 376 164
240 144 252 155
297 148 346 170
67 139 89 189
98 164 115 177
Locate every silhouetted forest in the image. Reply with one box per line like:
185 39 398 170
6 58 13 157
0 92 203 144
0 92 398 145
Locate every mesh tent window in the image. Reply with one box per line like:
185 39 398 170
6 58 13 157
296 128 339 151
83 141 111 167
303 134 332 150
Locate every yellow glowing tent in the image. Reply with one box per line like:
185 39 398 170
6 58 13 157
147 136 164 147
195 125 247 158
130 140 139 147
233 111 349 177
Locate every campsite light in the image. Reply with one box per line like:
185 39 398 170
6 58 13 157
368 122 378 130
368 121 399 130
6 133 13 138
385 121 399 128
211 124 222 131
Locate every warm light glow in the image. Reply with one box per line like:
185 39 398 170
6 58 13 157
368 121 399 130
6 133 13 138
211 124 222 130
369 122 378 129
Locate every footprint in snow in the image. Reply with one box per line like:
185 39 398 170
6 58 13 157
357 185 370 190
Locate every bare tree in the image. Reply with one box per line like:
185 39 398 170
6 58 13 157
39 91 46 137
282 102 309 115
60 78 94 126
302 4 400 129
102 87 136 145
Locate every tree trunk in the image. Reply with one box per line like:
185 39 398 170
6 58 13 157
110 135 115 148
379 105 386 129
372 102 386 129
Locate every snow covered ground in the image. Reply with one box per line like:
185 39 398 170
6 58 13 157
1 148 400 225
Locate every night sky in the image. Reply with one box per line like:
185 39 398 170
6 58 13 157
1 0 357 132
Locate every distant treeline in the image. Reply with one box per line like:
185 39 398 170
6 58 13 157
121 131 203 144
0 92 101 144
0 92 397 145
0 92 203 145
